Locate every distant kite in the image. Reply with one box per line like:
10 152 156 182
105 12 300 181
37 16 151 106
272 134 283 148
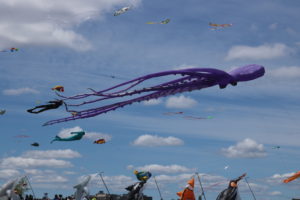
0 110 6 115
51 131 85 143
94 139 106 144
31 142 40 147
0 47 19 52
163 111 184 115
283 171 300 183
15 135 30 138
147 19 170 24
163 112 212 119
209 22 232 30
93 73 127 80
43 64 265 126
272 146 280 149
27 100 64 114
52 85 64 92
114 7 130 16
183 116 213 120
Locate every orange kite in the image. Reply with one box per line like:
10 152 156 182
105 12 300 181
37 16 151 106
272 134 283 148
52 85 64 92
94 139 106 144
177 178 195 200
283 171 300 183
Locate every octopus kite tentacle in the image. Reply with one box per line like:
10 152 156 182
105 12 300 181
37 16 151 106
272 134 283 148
43 64 265 126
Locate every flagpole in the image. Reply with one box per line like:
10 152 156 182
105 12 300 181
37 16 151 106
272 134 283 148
25 176 36 199
244 177 257 200
153 176 163 200
195 172 207 200
98 172 112 200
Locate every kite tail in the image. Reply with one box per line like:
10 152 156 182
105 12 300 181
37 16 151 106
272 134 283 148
51 136 61 143
43 84 205 126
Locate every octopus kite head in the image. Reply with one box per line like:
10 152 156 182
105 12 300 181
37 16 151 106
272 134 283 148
228 64 265 82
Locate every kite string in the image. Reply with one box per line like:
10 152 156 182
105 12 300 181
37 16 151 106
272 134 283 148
244 177 257 200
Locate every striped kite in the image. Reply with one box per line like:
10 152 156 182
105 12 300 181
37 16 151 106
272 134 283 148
209 22 232 30
114 7 130 16
52 85 64 92
94 139 106 144
147 19 170 24
0 47 19 52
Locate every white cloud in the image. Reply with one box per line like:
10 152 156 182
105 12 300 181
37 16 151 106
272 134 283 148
286 27 297 35
166 95 197 109
58 126 112 141
31 175 68 183
22 149 81 159
269 66 300 79
250 24 258 31
155 173 195 183
269 191 282 196
64 171 76 175
0 0 141 51
221 138 267 158
24 169 47 175
2 87 39 95
154 173 226 186
80 173 134 191
0 169 20 179
267 172 296 184
269 23 278 30
0 157 73 168
173 64 198 70
143 99 162 106
132 134 184 147
24 169 69 183
129 164 195 174
225 43 293 60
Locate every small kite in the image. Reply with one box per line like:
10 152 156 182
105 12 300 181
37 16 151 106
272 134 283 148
31 142 40 147
183 115 213 120
163 111 184 115
15 135 30 138
0 110 6 115
209 22 232 30
272 146 280 149
27 100 64 114
283 171 300 183
0 47 19 52
114 6 130 16
93 73 127 80
43 64 265 126
52 85 64 92
94 139 106 144
71 112 78 116
224 165 229 170
51 131 85 143
147 19 170 24
134 170 152 182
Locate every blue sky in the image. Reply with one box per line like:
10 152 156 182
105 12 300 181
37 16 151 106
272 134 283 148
0 0 300 199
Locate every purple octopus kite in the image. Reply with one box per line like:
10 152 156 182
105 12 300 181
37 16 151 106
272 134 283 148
43 64 265 126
